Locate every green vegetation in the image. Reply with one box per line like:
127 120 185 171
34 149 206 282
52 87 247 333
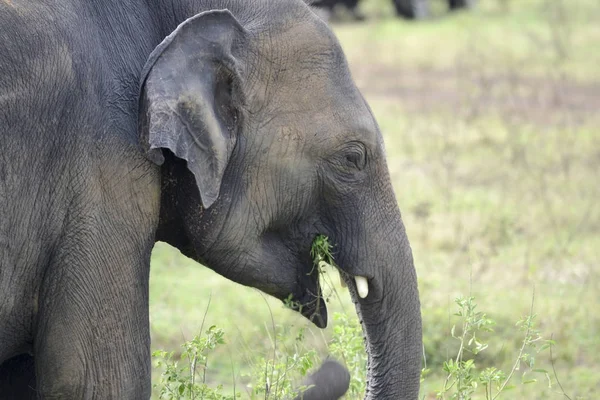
153 326 234 399
150 0 600 398
431 295 556 399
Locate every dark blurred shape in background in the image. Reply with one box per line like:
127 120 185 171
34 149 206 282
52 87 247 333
312 0 475 20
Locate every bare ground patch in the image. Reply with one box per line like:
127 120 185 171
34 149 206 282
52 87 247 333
350 62 600 126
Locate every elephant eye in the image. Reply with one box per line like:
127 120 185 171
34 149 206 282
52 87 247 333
342 142 367 171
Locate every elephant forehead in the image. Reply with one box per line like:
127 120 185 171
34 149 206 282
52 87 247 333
249 13 348 86
244 8 379 146
276 126 304 142
256 61 365 127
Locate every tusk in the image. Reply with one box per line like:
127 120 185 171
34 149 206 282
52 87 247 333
355 276 369 298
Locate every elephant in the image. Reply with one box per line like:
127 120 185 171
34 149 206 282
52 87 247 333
0 0 422 398
311 0 365 21
393 0 475 19
312 0 475 20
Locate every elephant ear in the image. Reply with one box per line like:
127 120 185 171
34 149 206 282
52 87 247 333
138 10 247 209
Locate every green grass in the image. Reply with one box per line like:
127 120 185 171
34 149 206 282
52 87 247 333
149 1 600 398
337 0 600 81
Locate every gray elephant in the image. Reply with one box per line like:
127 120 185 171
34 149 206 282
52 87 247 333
0 0 422 398
393 0 475 19
312 0 474 20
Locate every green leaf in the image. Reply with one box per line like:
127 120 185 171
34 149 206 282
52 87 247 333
539 342 554 351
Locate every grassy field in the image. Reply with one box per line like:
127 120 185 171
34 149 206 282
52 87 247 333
149 0 600 398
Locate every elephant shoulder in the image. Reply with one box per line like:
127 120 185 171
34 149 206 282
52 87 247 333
0 2 100 110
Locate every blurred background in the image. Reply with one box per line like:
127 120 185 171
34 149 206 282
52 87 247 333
149 0 600 398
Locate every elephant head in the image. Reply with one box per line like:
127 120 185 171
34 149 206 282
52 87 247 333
138 1 422 398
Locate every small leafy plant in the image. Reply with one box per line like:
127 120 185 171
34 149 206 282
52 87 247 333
153 325 236 400
247 327 319 399
435 295 556 400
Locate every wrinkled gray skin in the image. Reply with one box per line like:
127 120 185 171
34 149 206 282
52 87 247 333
0 0 421 398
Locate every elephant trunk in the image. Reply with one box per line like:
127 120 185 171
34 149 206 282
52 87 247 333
338 197 422 399
359 231 421 399
292 359 350 400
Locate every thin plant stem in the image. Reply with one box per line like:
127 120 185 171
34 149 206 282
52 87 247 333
492 289 535 399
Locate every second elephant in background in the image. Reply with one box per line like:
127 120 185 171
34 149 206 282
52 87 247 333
312 0 475 20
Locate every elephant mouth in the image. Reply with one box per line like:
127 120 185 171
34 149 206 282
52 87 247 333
261 233 373 329
289 256 374 329
291 263 328 328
